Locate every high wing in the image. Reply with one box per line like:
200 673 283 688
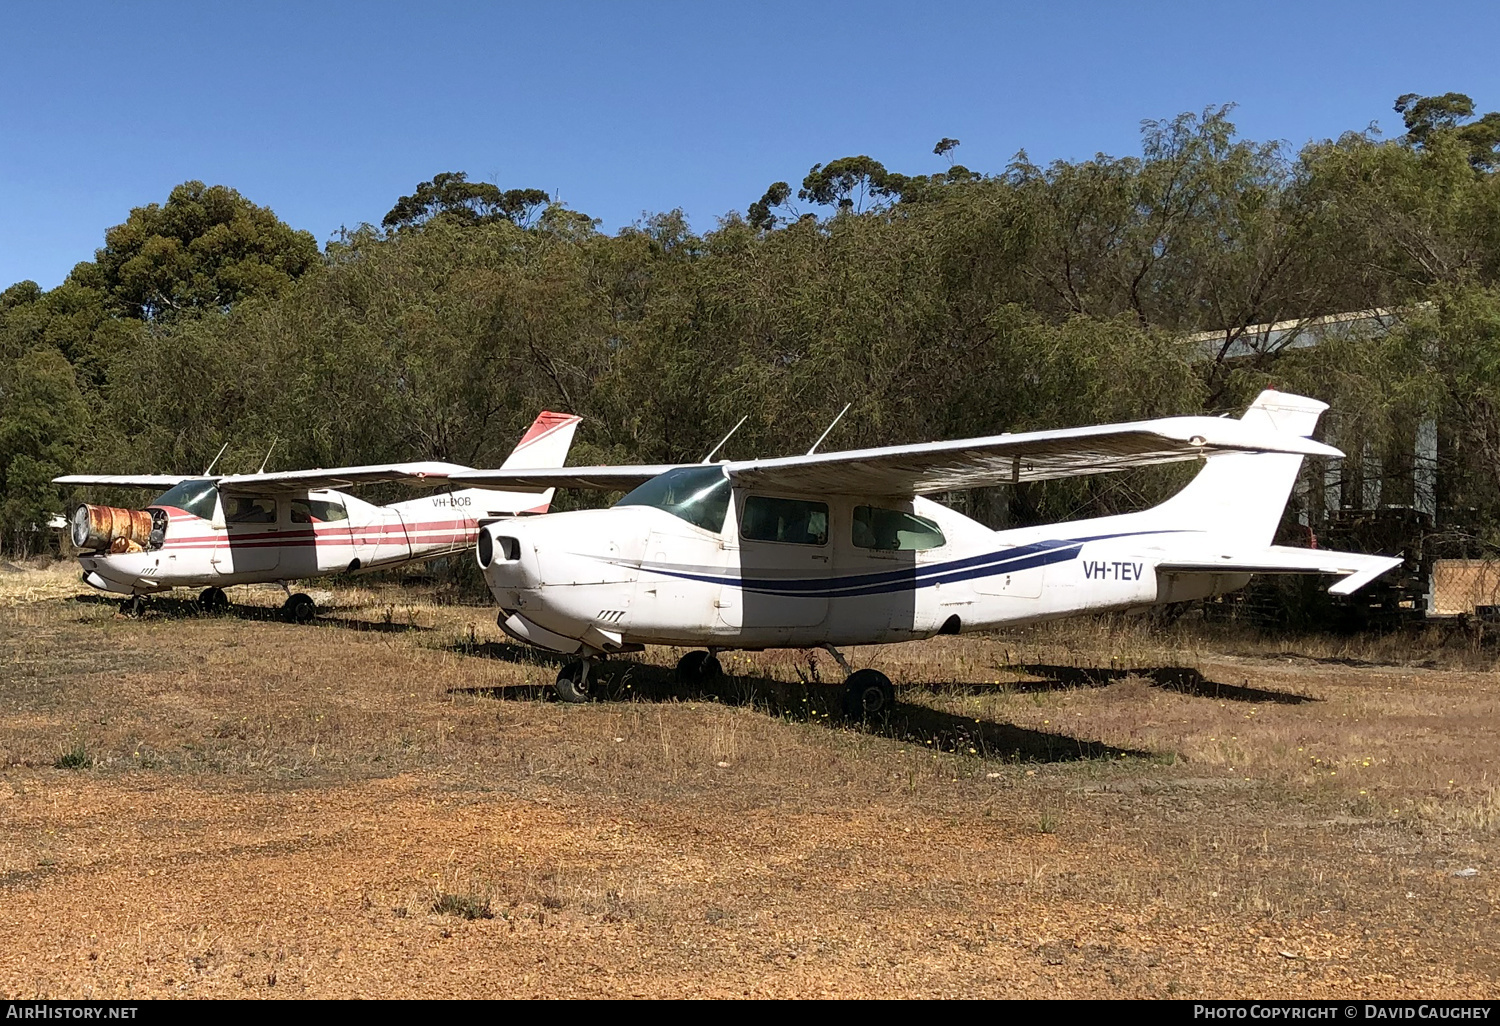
447 414 1340 497
52 475 196 489
56 411 584 498
215 461 474 495
1158 547 1405 596
54 464 476 495
724 416 1339 497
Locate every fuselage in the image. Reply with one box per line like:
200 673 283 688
78 484 527 596
478 471 1247 655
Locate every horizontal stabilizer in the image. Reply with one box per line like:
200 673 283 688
1157 546 1403 595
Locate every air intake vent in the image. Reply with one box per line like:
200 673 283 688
477 529 522 570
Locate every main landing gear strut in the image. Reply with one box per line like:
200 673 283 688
822 645 896 720
276 582 316 624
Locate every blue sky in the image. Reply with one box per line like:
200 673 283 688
2 0 1497 291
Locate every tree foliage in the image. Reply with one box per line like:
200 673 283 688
382 172 551 231
75 181 319 321
9 92 1500 556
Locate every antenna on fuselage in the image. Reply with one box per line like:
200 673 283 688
806 403 851 455
701 416 748 463
257 438 279 475
202 442 229 476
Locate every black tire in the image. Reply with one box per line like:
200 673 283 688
675 650 723 685
842 669 895 720
284 593 316 625
555 661 590 703
120 596 146 618
198 587 228 612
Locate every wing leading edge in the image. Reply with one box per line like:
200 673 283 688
54 411 584 497
52 475 195 489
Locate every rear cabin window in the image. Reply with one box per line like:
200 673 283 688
741 496 829 546
150 479 218 520
225 497 277 524
291 499 348 523
852 506 946 551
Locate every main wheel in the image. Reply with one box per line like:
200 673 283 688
675 650 723 685
555 661 590 703
842 669 895 720
284 593 316 624
198 587 228 612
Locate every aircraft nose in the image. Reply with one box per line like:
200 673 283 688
476 521 543 601
480 522 534 576
475 524 523 571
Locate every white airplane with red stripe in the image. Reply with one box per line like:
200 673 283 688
53 411 580 621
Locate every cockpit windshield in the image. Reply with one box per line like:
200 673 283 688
614 466 731 533
151 479 219 520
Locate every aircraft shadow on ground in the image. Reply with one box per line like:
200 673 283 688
989 663 1318 705
442 640 567 667
449 659 1148 764
69 593 432 633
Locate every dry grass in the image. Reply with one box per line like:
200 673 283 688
0 564 1497 997
0 559 88 606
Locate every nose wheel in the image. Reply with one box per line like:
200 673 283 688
555 659 593 703
119 596 148 618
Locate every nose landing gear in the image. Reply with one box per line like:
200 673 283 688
555 659 593 703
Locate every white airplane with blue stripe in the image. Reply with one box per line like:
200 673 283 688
453 391 1400 715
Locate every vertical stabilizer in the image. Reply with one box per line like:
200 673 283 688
463 411 581 514
501 411 582 470
1148 390 1327 546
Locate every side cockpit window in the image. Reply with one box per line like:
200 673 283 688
852 506 946 551
741 496 829 546
226 497 277 524
291 499 348 524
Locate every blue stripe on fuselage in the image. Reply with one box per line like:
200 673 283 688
623 529 1185 599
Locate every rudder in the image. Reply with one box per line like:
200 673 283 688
1147 391 1327 547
